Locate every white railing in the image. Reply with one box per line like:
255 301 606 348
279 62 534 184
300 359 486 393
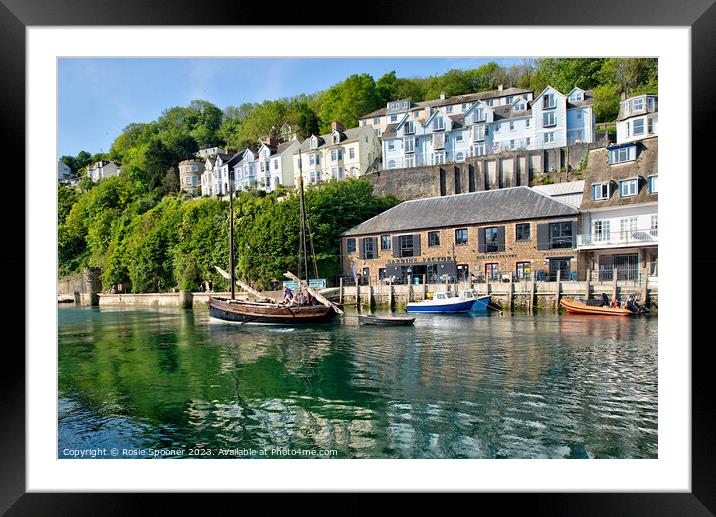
577 229 658 248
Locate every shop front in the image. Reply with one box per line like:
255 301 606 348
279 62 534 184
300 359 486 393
385 256 457 284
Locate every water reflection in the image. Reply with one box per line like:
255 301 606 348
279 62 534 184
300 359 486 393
58 305 657 459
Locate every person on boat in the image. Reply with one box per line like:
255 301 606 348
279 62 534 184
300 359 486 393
283 287 293 304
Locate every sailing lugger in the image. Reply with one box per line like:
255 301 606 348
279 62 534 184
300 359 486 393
208 149 343 325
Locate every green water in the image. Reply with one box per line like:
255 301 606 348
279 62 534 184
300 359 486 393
58 306 657 459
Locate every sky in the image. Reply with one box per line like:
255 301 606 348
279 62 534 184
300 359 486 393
58 57 524 159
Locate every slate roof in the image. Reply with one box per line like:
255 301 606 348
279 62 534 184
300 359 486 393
296 127 368 153
341 186 578 237
579 136 658 210
567 89 595 108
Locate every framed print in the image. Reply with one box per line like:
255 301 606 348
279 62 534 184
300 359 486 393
3 0 714 512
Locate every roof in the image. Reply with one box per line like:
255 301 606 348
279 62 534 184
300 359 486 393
579 136 658 210
341 186 578 237
296 127 369 153
567 89 594 108
178 159 203 166
532 180 585 196
617 94 658 121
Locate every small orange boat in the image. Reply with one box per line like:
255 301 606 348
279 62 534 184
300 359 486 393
559 297 636 316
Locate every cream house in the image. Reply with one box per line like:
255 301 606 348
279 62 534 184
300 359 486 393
292 122 381 187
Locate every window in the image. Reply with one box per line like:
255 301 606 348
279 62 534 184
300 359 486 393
387 142 396 151
626 121 631 138
609 145 636 164
390 114 398 122
388 160 396 169
648 118 654 133
309 154 319 166
577 111 582 120
428 231 440 247
632 97 644 111
526 118 531 128
375 129 381 137
549 222 573 249
647 96 655 111
544 132 554 144
455 133 464 142
346 238 356 254
593 183 610 200
649 175 658 194
364 238 376 259
506 96 513 103
633 118 645 136
404 121 415 134
516 223 530 241
446 105 453 113
399 235 415 257
650 215 658 237
516 262 531 280
510 140 515 149
620 178 639 197
526 137 531 146
349 148 355 159
381 235 391 250
433 151 446 165
433 133 446 149
434 117 445 131
515 102 525 111
404 138 415 154
486 99 494 106
593 220 610 242
455 228 468 245
310 138 318 150
456 264 469 281
474 108 485 122
473 124 486 141
620 217 638 240
461 103 467 111
333 134 340 145
456 152 464 162
543 112 556 127
273 160 279 170
485 263 500 281
494 124 501 133
405 156 414 168
373 117 380 124
484 227 499 252
543 93 556 108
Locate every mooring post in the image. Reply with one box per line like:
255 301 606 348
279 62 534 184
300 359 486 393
423 275 427 299
388 277 393 310
339 276 344 304
369 284 375 310
508 274 514 311
407 275 413 302
530 279 536 311
585 268 591 299
555 269 561 310
356 279 361 311
612 267 618 301
641 263 649 306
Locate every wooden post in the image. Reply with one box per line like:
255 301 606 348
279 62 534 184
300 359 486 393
356 279 361 311
585 268 591 299
369 284 375 311
612 267 618 301
423 275 427 299
641 263 649 306
555 268 561 310
508 274 513 311
445 274 449 293
339 276 344 304
530 279 536 311
408 275 413 302
388 277 393 311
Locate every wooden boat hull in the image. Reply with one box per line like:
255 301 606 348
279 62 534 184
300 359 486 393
560 297 635 316
358 315 415 326
208 297 339 325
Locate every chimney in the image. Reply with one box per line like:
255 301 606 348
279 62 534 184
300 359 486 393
498 84 504 92
265 135 278 146
331 121 344 132
620 92 627 101
440 91 446 101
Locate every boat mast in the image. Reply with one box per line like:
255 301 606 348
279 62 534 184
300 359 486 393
229 169 235 300
297 150 310 281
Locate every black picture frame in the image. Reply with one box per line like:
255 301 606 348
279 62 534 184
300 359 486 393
3 0 713 512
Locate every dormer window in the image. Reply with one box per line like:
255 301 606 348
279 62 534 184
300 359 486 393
434 117 445 131
310 137 318 150
632 98 644 111
592 183 610 200
446 105 453 114
404 121 415 135
474 108 485 123
609 144 637 164
620 178 639 197
514 102 525 111
569 92 583 102
333 133 340 144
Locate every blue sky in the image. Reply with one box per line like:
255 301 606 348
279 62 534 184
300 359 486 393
58 57 523 158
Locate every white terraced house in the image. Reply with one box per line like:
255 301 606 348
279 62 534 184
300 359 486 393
381 86 596 170
292 122 381 187
615 94 658 144
359 85 534 138
200 151 240 197
254 135 303 192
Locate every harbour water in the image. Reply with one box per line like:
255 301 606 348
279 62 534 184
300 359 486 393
58 305 657 459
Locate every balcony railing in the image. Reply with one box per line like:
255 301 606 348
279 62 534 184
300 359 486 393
577 229 658 248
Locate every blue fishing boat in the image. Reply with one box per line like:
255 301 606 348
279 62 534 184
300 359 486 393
407 289 490 314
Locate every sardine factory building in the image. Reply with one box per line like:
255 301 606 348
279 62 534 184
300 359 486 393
340 186 579 285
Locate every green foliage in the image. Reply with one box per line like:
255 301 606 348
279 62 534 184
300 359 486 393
59 178 397 292
317 74 380 133
592 84 621 123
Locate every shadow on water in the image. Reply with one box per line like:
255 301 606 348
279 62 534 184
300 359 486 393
58 305 658 459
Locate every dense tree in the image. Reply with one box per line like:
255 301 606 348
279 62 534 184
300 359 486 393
317 74 380 133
